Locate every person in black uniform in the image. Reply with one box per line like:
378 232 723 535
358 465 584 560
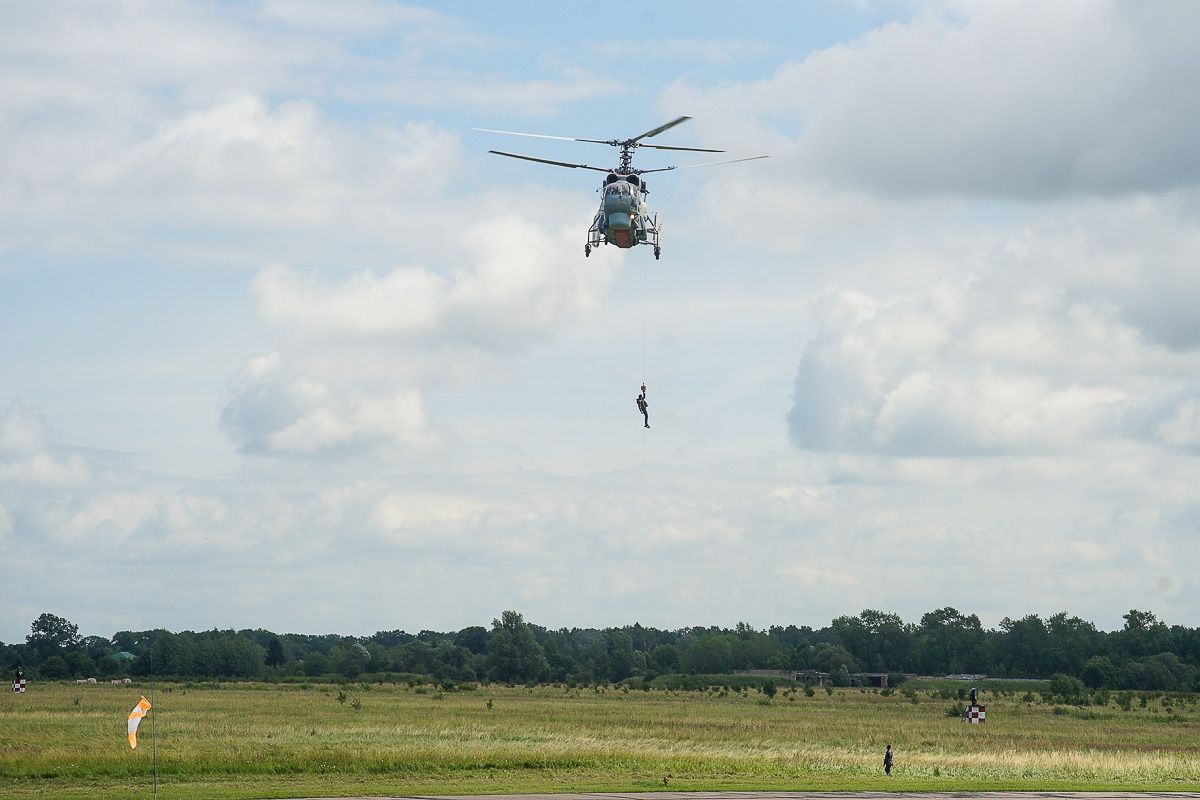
636 384 649 428
884 744 893 776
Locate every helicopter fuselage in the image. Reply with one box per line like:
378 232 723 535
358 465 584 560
590 172 660 254
475 115 765 260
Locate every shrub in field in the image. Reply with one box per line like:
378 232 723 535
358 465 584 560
946 701 965 718
1046 673 1087 704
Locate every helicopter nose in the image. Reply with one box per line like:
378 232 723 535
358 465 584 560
607 212 631 230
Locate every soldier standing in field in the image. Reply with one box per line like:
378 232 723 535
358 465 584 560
884 744 893 776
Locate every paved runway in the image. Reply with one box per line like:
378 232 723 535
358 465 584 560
418 795 1200 800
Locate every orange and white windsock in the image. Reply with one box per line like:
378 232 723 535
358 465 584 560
127 696 151 749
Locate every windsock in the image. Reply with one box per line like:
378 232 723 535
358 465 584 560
127 696 151 748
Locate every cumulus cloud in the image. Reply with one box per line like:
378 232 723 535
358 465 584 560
0 402 90 487
250 210 620 350
668 1 1200 199
0 2 622 264
786 214 1200 457
219 351 437 457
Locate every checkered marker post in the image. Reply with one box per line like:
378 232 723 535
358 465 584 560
964 704 986 723
11 678 25 694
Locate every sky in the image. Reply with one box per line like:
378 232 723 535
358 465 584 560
4 0 1200 644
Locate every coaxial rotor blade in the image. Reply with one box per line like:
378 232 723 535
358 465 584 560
473 128 586 142
488 150 611 172
638 143 724 153
630 115 691 143
637 154 770 174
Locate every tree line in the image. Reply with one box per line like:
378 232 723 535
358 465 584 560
4 607 1198 692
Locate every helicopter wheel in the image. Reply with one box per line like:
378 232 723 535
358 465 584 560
584 244 591 257
654 246 661 260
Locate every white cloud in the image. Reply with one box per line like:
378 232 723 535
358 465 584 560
667 1 1200 199
8 0 1200 643
250 211 621 349
787 280 1145 455
0 401 55 455
1155 398 1200 449
219 350 437 457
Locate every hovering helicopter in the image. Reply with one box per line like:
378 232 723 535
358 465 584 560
474 116 768 259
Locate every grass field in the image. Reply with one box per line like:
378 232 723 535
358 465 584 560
2 680 1198 799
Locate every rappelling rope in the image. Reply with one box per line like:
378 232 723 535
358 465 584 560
642 244 648 444
642 244 648 384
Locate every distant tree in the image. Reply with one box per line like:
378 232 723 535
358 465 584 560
1080 655 1118 689
541 636 576 682
132 630 195 677
997 615 1050 676
812 643 857 674
917 607 985 674
1137 652 1195 691
27 614 80 662
39 656 70 680
96 654 120 677
486 611 548 683
265 637 286 668
832 610 911 673
649 643 681 674
81 636 113 659
606 630 634 682
1116 610 1173 660
1044 612 1102 675
339 643 371 678
680 633 732 674
454 626 489 655
831 664 851 687
303 652 331 677
64 651 93 678
111 631 141 655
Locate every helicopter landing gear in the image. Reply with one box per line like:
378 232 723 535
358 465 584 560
584 243 591 257
654 246 661 260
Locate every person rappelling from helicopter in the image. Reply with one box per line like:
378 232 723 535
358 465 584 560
636 384 650 428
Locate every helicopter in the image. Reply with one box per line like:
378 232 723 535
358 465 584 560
474 116 768 259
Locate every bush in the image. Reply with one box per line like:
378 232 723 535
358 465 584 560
1046 673 1086 703
946 701 965 718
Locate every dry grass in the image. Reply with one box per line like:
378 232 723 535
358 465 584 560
1 682 1197 798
